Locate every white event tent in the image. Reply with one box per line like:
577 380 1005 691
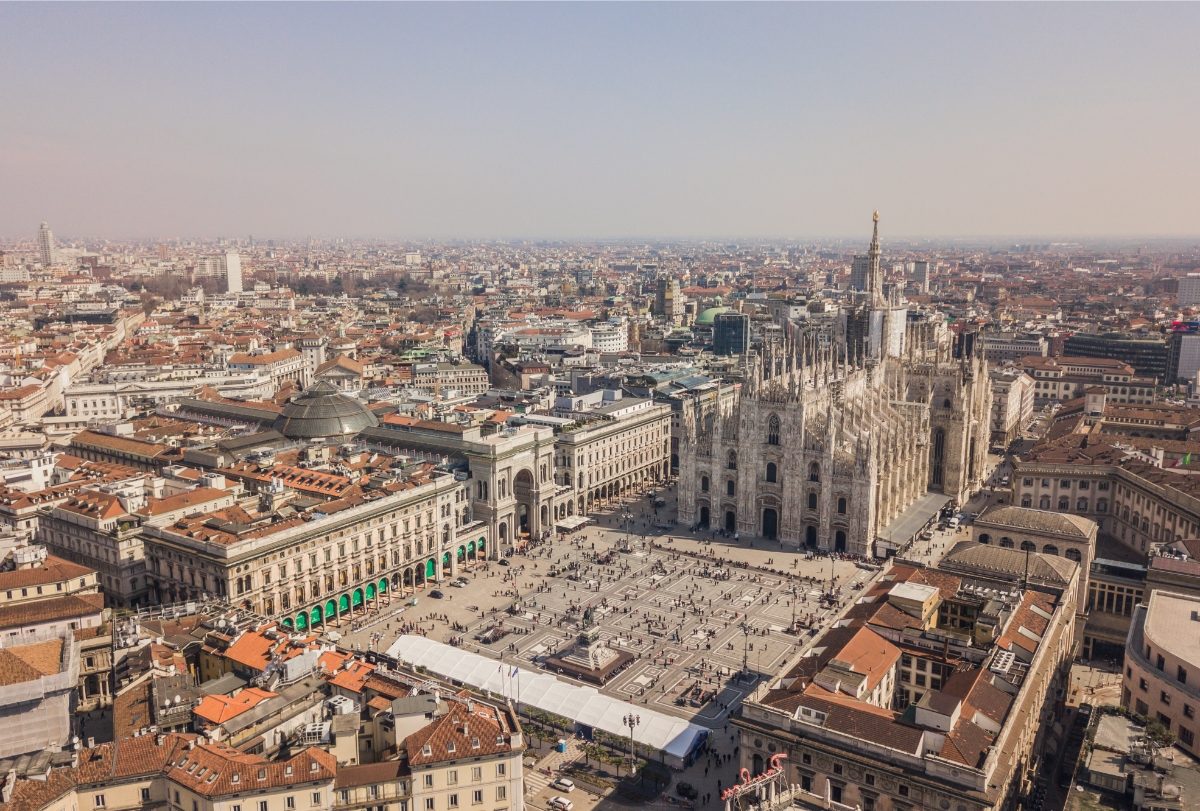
386 634 708 768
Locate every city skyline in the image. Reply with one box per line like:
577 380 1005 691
3 3 1199 239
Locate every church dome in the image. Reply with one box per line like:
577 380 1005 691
272 381 379 439
695 306 730 326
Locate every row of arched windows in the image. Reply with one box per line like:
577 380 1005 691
977 534 1084 562
1021 495 1108 513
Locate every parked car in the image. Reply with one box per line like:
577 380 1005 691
549 777 575 793
429 590 444 599
498 559 511 567
676 782 698 800
549 797 574 811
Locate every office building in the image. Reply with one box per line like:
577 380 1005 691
223 250 242 293
911 259 932 293
1166 323 1200 384
1062 332 1168 381
1178 273 1200 307
37 221 56 266
850 253 870 291
712 311 750 356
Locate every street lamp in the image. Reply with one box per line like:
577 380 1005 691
623 713 641 776
740 621 751 677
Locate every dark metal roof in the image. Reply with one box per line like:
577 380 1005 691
272 381 379 439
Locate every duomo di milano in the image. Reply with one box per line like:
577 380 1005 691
679 213 992 557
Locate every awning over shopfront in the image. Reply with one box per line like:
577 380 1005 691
877 492 951 553
555 515 591 533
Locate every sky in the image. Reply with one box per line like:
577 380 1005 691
2 2 1198 241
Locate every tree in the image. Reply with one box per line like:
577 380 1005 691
1146 718 1176 749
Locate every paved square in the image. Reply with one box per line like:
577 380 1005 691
355 483 880 731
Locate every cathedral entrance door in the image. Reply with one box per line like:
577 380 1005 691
699 506 709 529
805 526 817 548
724 510 736 533
762 508 778 540
835 530 847 553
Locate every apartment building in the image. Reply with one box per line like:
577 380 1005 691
227 347 306 389
1123 590 1200 757
988 368 1035 447
37 482 235 608
0 734 338 811
548 393 671 515
0 542 111 713
1011 435 1200 560
980 332 1048 365
0 634 78 759
64 371 272 420
140 468 485 630
735 549 1078 811
1020 355 1155 405
409 361 491 397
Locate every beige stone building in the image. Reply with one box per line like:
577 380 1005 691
140 467 486 631
1123 589 1200 757
550 394 671 516
1012 436 1200 558
972 505 1097 650
734 548 1078 811
988 368 1035 448
1020 355 1155 405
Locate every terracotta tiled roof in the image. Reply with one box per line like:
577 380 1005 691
0 638 65 686
138 487 230 517
0 592 105 631
0 554 93 589
58 490 127 520
193 687 277 725
69 429 171 459
229 348 302 366
335 760 410 788
164 742 335 797
405 702 513 766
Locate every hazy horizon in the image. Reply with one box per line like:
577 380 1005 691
3 2 1198 241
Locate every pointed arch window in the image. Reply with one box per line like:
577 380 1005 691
726 451 738 471
767 415 781 446
765 463 777 483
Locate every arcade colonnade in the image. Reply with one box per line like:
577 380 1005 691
280 534 489 632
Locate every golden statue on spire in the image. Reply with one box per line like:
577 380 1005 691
872 210 880 223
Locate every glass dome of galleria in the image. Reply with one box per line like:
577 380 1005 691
272 381 379 439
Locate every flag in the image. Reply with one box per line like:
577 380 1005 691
510 666 518 677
